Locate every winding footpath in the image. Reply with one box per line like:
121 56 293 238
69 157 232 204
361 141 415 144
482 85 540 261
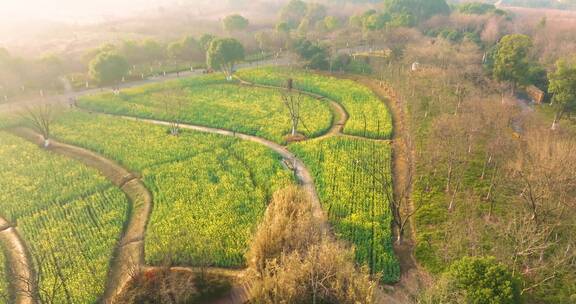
236 77 348 140
7 114 332 304
0 217 35 304
2 70 405 304
105 114 330 235
9 127 153 304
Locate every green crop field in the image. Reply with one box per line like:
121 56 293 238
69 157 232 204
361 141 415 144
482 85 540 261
237 67 393 140
78 74 333 144
0 131 128 304
290 137 400 283
52 111 293 267
0 249 7 304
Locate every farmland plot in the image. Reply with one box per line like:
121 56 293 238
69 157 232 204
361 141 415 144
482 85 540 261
290 137 400 282
0 250 7 304
237 67 393 140
78 75 333 144
0 131 127 303
52 111 293 267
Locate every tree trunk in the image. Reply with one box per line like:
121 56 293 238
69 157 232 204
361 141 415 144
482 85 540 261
43 138 50 148
446 160 453 193
395 225 403 244
551 112 561 130
481 154 492 180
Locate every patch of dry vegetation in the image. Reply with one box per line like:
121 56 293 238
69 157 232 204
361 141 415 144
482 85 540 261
246 186 380 304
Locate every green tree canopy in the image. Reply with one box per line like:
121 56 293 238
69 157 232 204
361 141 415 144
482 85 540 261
323 16 341 32
305 3 327 24
223 14 249 32
141 40 164 61
493 34 533 93
280 0 307 28
167 36 204 62
549 57 576 126
276 22 291 34
206 38 245 80
120 39 164 64
89 52 129 86
425 257 521 304
364 12 392 31
385 0 450 23
297 18 310 37
199 34 216 51
458 2 497 15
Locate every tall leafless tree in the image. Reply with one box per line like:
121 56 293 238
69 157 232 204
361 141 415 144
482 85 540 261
160 89 185 136
20 104 57 148
281 78 304 137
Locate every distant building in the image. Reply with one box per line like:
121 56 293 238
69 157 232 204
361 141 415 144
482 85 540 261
526 85 545 104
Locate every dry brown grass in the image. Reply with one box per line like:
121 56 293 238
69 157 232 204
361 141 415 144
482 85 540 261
245 186 380 304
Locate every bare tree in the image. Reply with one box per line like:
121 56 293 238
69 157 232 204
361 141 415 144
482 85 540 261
281 79 304 137
160 89 185 136
20 104 57 148
510 129 576 225
11 252 65 304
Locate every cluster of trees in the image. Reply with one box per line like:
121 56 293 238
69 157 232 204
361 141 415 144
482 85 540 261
350 0 450 31
375 25 576 302
277 0 342 36
0 48 69 98
489 34 576 128
457 2 506 16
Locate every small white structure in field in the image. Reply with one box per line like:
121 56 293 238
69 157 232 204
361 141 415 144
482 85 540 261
411 62 420 72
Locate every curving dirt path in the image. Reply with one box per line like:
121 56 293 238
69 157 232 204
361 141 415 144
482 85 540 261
0 217 35 304
236 78 348 140
3 71 406 304
9 114 332 304
110 115 330 234
352 76 432 303
9 127 153 304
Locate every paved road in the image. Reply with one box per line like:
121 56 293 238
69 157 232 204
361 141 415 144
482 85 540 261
0 56 296 117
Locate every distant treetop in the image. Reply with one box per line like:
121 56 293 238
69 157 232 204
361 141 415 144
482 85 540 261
223 14 249 32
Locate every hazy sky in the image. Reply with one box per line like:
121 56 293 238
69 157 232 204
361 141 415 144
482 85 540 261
1 0 173 22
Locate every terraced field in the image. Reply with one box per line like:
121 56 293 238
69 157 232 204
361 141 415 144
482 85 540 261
290 137 400 283
237 67 393 140
52 111 293 267
0 131 128 304
78 75 333 144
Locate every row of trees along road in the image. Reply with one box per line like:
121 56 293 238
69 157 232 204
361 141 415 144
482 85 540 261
87 36 245 86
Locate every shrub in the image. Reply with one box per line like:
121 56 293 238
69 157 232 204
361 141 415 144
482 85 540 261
246 186 379 304
423 256 521 304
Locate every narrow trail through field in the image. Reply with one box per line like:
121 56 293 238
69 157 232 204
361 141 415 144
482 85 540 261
9 127 153 304
236 77 347 140
237 75 423 303
3 70 415 303
0 217 35 304
353 76 432 303
8 111 332 304
103 114 330 233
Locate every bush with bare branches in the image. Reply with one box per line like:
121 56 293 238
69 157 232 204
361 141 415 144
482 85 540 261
246 186 379 304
